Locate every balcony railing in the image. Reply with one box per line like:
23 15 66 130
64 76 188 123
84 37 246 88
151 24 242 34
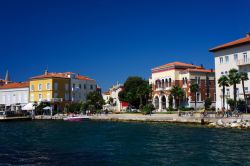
51 98 63 102
155 87 172 91
237 58 250 66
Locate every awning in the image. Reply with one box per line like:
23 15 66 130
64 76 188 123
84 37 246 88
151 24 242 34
22 103 35 111
43 106 52 110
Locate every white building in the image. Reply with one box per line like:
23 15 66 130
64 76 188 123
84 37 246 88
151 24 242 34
102 83 128 112
0 82 29 111
68 73 97 102
210 33 250 109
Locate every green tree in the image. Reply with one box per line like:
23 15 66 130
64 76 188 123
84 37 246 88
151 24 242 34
204 98 212 110
170 85 185 109
228 69 240 109
218 75 229 109
86 91 105 109
168 94 173 109
239 72 249 113
190 83 199 111
119 76 150 108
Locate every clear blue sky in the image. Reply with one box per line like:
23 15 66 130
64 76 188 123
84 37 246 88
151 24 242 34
1 0 250 91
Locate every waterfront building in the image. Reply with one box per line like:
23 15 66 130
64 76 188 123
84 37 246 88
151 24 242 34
68 72 97 102
0 82 29 111
210 33 250 109
30 71 97 103
150 62 215 111
102 83 128 112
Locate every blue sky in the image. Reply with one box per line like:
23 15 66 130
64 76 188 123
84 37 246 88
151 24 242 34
1 0 250 91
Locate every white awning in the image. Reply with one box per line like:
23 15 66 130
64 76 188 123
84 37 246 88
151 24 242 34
22 103 35 111
43 106 52 110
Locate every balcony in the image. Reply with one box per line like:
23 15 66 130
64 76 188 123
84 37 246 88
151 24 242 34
155 87 171 91
51 98 63 102
237 58 250 66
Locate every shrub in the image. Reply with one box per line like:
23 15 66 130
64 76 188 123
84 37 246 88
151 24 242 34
227 98 234 110
237 99 246 112
204 98 212 110
141 104 154 115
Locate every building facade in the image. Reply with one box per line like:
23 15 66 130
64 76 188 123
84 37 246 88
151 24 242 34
150 62 215 111
70 73 97 102
210 33 250 109
0 82 29 111
30 71 97 103
102 83 128 111
29 72 71 103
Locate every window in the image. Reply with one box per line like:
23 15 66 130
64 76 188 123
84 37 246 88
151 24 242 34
65 84 69 91
46 93 50 101
225 56 229 63
84 84 86 89
236 88 239 98
243 52 248 63
225 71 228 75
226 88 230 96
30 94 34 102
38 84 42 91
169 78 172 86
245 87 248 93
65 93 69 101
221 72 224 75
46 83 50 90
220 57 223 64
185 77 188 84
54 82 58 90
79 84 81 89
196 93 201 102
31 85 34 91
38 94 42 101
195 77 200 84
182 78 185 84
90 85 93 90
54 93 58 98
234 54 238 62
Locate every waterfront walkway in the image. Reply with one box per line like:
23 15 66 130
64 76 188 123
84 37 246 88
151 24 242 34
89 113 250 124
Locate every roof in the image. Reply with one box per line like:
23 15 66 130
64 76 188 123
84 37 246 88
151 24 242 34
185 68 214 73
31 72 94 81
103 91 110 95
210 35 250 52
31 72 69 79
152 61 202 72
0 82 29 89
76 75 93 81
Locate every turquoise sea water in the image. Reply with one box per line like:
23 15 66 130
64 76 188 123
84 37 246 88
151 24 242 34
0 120 249 166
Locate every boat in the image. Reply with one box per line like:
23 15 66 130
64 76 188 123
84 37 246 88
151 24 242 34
63 115 89 122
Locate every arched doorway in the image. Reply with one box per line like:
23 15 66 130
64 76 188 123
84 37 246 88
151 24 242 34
161 96 166 109
154 96 159 109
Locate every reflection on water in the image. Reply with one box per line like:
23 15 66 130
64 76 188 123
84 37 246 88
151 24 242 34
0 121 249 166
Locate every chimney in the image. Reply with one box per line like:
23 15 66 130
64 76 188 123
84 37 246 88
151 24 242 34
5 70 10 84
246 32 250 37
44 69 48 75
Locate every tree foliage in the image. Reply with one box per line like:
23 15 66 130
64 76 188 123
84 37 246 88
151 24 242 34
119 76 151 108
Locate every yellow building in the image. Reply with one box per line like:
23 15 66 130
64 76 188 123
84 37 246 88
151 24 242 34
29 71 71 103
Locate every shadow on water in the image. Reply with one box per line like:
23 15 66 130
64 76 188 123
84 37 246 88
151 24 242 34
0 120 249 166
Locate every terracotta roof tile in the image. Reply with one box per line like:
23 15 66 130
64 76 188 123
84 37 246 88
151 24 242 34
186 68 214 73
31 73 69 79
0 82 29 89
210 36 250 52
152 61 201 71
76 75 93 81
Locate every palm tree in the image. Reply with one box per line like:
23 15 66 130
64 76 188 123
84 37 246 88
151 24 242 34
190 83 199 111
218 75 229 109
228 69 241 109
170 85 185 109
239 72 249 113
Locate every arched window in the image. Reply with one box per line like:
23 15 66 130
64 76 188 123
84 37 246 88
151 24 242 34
162 79 164 88
169 78 172 86
165 79 168 87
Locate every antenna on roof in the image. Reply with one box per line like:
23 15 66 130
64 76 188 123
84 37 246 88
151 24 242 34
45 65 49 75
